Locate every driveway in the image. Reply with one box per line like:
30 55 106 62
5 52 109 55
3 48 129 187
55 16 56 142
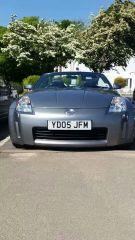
0 121 135 240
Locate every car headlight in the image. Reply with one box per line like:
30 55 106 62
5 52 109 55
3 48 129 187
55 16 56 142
109 96 127 112
16 96 33 113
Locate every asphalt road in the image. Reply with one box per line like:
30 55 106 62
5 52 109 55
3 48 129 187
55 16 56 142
0 121 135 240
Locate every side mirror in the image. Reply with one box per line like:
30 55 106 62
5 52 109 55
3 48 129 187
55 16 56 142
24 84 33 90
113 83 122 90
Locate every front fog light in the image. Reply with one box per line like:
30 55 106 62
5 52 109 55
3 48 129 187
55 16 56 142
16 96 32 113
109 97 127 112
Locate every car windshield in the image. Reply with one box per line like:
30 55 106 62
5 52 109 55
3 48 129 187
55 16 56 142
33 72 112 90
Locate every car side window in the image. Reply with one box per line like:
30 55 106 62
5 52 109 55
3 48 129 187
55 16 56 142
0 79 10 97
97 77 110 88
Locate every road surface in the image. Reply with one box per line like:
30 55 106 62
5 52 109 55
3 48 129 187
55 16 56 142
0 121 135 240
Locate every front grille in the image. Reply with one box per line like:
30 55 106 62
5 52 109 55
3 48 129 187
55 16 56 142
33 127 107 141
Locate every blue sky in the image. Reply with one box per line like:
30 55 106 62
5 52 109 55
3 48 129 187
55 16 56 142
0 0 114 26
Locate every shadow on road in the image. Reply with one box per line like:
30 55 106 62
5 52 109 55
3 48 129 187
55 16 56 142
0 119 9 141
25 138 135 152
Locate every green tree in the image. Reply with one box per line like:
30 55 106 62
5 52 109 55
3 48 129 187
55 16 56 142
57 19 84 30
0 26 8 80
21 16 39 27
0 26 7 41
22 75 39 86
0 24 41 83
0 23 40 83
80 0 135 72
114 76 127 88
2 19 81 77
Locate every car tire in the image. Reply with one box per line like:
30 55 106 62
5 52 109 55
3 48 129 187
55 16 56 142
120 142 134 150
12 142 23 148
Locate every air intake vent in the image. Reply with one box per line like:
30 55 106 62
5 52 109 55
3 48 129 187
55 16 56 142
33 127 107 141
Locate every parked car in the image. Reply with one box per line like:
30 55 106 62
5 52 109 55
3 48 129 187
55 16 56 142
133 89 135 103
0 79 16 120
9 72 135 148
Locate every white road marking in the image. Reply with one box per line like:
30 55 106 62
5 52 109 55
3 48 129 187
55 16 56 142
0 136 10 147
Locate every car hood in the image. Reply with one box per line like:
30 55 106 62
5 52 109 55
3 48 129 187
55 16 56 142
28 88 119 109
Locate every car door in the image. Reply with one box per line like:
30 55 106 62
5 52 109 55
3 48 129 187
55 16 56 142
0 79 12 119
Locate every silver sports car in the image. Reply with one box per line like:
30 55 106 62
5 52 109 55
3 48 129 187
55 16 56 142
9 72 135 148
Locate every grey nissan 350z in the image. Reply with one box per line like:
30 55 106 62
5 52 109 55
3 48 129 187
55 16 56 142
9 72 135 148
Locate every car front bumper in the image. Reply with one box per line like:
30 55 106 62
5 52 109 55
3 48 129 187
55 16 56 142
9 107 135 148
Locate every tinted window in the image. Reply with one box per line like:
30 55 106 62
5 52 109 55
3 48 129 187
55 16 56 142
0 79 10 96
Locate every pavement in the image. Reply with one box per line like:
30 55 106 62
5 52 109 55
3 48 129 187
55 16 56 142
0 120 135 240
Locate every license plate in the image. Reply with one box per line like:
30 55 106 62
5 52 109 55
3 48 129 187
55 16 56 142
48 120 92 130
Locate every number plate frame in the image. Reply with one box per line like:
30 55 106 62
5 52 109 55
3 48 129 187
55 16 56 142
48 120 92 130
